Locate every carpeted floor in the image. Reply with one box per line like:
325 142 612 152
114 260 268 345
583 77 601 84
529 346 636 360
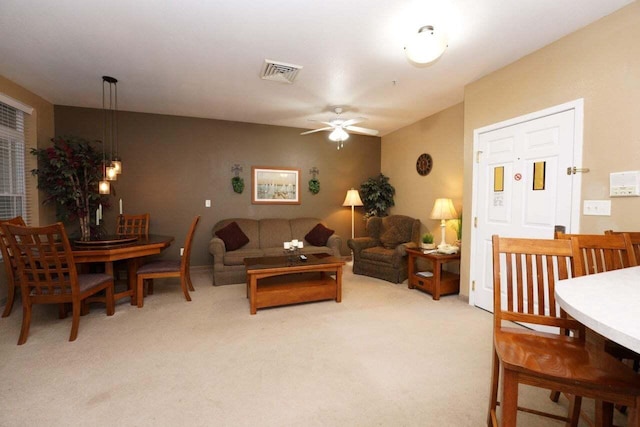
0 264 625 426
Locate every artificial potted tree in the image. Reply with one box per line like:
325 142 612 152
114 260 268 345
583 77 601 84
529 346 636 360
31 136 110 240
359 173 395 218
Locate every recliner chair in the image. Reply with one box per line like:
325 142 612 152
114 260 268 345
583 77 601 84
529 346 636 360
347 215 420 283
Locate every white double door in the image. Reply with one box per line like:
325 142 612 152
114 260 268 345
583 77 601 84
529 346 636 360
471 100 583 313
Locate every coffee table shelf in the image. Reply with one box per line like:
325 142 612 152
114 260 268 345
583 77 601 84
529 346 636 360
245 254 344 314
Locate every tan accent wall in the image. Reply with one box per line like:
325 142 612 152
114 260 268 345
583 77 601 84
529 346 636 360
460 2 640 298
54 106 381 266
381 103 464 243
0 75 55 306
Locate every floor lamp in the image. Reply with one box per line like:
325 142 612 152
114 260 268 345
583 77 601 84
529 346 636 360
430 198 457 249
343 188 363 239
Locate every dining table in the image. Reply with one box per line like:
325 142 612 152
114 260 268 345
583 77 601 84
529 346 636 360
72 234 174 305
555 265 640 354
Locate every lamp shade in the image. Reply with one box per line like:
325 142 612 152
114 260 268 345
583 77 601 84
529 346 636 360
404 25 448 64
430 198 457 220
342 188 363 207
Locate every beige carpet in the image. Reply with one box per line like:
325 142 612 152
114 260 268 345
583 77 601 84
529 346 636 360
0 264 626 426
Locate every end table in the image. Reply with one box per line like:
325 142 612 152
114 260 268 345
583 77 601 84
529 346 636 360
407 248 460 300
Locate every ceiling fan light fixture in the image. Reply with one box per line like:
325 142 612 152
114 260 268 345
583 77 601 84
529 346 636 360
329 127 349 142
404 25 448 65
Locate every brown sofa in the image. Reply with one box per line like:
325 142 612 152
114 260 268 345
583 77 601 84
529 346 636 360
347 215 421 283
209 218 342 285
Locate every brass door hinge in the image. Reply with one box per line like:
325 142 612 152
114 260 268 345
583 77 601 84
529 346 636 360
472 280 476 291
476 151 483 163
474 217 478 228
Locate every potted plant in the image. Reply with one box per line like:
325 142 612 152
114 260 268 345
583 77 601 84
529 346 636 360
451 214 462 248
421 232 435 250
31 136 110 240
360 173 395 218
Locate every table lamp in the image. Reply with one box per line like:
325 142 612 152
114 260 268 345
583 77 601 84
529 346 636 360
342 188 363 239
430 198 458 249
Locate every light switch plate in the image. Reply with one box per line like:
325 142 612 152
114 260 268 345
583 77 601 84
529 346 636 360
583 200 611 216
205 199 211 208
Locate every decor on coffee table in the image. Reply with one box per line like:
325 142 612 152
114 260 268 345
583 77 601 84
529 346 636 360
252 166 300 204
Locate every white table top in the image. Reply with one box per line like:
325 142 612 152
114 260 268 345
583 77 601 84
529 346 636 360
555 266 640 354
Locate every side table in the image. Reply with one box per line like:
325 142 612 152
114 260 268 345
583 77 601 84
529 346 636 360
406 248 460 300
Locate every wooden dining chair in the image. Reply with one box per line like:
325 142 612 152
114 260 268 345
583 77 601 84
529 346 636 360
488 235 640 426
136 216 200 308
605 230 640 266
0 216 26 318
115 213 151 289
1 222 115 345
116 213 150 237
556 231 637 274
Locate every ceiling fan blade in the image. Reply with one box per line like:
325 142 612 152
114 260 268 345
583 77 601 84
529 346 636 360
341 118 364 128
345 125 379 136
300 127 333 135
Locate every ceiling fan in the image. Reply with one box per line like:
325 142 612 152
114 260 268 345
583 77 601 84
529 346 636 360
300 107 379 150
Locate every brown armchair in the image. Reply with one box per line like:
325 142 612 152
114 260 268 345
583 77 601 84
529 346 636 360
347 215 421 283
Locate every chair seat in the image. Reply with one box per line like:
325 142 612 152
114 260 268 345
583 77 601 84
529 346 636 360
137 260 180 274
31 273 112 296
360 246 396 262
496 328 640 394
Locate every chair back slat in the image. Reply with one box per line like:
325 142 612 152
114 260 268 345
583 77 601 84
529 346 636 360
492 235 584 335
604 230 640 266
3 223 78 298
116 213 150 237
557 232 636 275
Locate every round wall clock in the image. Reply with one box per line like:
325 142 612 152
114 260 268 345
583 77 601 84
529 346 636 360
416 153 433 176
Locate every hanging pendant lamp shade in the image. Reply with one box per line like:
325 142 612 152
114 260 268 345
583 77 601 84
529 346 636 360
102 76 122 185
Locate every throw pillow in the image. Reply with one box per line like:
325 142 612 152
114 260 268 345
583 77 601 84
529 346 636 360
215 221 250 251
305 223 335 246
380 226 405 249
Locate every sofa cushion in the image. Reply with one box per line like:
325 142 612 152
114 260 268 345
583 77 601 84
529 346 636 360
380 226 405 249
379 216 414 249
259 219 292 249
224 248 264 266
360 246 396 263
305 223 335 246
215 221 250 251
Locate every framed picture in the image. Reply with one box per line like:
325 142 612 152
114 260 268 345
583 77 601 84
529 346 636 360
251 166 301 204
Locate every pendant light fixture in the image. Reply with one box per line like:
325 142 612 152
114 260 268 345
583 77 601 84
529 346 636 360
99 77 111 194
102 76 121 182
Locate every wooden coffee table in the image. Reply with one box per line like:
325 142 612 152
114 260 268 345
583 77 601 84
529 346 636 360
244 253 344 314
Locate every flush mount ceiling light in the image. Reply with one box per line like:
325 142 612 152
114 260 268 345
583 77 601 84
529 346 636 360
404 25 448 65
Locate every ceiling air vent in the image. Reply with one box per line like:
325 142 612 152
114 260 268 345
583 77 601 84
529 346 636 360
260 59 303 84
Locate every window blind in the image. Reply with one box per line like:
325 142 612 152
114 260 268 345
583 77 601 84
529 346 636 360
0 98 31 225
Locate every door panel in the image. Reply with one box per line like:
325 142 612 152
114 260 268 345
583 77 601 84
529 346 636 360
472 108 579 314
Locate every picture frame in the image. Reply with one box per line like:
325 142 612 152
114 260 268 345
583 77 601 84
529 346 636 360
251 166 301 204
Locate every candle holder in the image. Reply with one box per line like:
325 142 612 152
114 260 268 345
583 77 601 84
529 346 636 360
283 240 304 264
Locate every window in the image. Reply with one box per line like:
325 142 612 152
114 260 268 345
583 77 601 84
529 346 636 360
0 95 32 224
